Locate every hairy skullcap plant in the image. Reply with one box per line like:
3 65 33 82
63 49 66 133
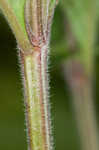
0 0 58 150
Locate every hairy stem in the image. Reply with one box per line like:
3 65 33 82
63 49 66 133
20 45 51 150
0 0 57 149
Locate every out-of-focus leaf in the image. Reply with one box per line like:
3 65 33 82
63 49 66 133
62 0 98 47
61 0 99 73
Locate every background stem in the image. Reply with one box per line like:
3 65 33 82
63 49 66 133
62 60 99 150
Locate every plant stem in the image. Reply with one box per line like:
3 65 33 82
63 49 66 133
63 60 99 150
19 45 51 150
0 1 57 149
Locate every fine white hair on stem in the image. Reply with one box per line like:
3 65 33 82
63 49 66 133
0 0 57 149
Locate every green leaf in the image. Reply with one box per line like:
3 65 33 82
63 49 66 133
7 0 26 35
0 0 32 50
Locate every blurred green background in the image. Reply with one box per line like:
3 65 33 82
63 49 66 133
0 5 99 150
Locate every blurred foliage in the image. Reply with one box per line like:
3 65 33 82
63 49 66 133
0 1 99 150
61 0 99 73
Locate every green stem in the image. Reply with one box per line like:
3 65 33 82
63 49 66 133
19 46 52 150
0 1 57 149
72 78 99 150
